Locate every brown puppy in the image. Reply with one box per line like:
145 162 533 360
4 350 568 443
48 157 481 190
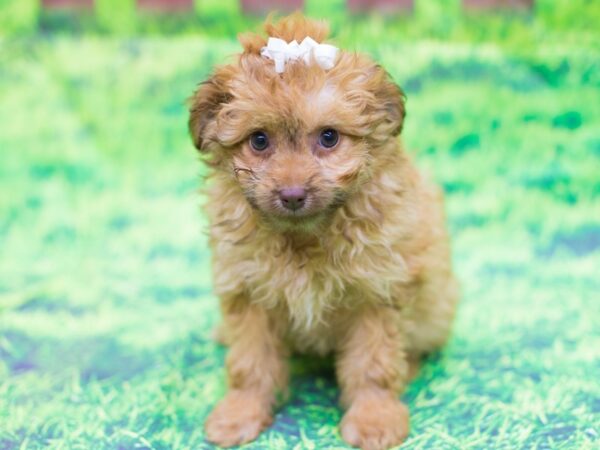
189 13 458 450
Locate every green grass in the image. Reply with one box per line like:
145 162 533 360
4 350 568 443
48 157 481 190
2 0 600 49
1 2 600 449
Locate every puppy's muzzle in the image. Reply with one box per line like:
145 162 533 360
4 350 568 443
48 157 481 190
279 187 306 211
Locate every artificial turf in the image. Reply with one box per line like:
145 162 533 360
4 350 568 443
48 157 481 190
1 1 599 449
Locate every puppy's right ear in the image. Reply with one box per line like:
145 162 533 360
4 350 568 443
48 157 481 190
188 68 233 152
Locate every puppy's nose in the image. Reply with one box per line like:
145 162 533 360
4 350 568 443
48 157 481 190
279 187 306 211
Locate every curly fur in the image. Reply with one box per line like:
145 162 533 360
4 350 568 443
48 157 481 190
189 13 458 450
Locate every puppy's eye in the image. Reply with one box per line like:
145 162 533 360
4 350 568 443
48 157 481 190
249 131 269 151
319 129 339 149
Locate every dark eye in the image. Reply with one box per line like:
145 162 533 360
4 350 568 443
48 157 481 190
249 131 269 151
319 129 339 149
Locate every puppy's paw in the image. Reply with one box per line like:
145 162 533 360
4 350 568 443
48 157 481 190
205 390 272 447
340 393 409 450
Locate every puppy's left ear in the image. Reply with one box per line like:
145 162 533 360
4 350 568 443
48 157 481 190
188 67 233 152
375 69 406 136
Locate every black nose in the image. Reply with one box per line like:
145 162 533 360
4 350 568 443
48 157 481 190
279 187 306 211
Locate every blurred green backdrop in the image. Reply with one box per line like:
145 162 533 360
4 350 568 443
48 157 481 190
0 0 599 449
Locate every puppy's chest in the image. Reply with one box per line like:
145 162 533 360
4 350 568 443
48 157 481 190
264 253 349 355
220 228 413 351
255 249 346 329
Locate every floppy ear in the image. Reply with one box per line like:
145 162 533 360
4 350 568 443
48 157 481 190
375 69 406 137
188 68 233 152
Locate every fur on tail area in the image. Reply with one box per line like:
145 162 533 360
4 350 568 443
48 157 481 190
238 12 331 55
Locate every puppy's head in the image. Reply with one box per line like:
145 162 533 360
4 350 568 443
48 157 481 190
189 13 405 229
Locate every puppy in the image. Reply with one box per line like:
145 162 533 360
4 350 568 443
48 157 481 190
189 13 458 450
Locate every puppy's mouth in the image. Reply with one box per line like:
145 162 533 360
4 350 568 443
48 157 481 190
272 196 324 221
243 186 348 228
244 194 322 222
266 208 327 232
253 191 348 228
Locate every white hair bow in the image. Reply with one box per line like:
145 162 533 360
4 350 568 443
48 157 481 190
260 36 339 74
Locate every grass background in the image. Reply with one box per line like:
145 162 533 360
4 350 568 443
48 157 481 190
1 0 599 449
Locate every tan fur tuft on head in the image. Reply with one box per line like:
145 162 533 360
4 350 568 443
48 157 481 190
238 12 330 55
264 12 330 43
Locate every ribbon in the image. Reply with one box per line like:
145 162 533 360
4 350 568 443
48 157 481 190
260 36 339 74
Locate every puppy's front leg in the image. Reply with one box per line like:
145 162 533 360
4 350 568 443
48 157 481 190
336 306 410 450
205 298 288 447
